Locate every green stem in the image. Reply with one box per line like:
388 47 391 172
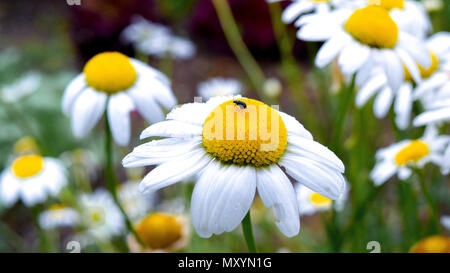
267 2 324 138
212 0 270 103
416 169 440 234
241 211 257 253
332 75 356 152
103 110 145 249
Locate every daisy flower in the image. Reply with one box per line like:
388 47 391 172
123 96 346 238
356 32 450 129
38 204 80 229
370 126 450 186
117 180 155 221
127 212 189 253
197 77 242 100
409 236 450 253
122 16 196 60
0 155 67 207
412 33 450 127
78 189 125 240
62 51 177 146
298 5 430 92
295 183 347 216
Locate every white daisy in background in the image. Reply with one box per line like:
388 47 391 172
412 33 450 127
38 204 80 229
127 212 189 253
295 183 348 216
370 126 450 186
62 51 177 146
0 155 67 207
423 0 444 12
122 16 196 60
197 77 242 100
117 180 155 222
441 215 450 230
1 71 42 103
357 32 450 129
78 189 125 241
123 96 345 238
297 5 430 93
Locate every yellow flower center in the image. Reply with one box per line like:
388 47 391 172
345 6 399 49
202 99 287 167
83 52 137 94
135 213 182 250
90 209 104 223
367 0 404 10
310 192 333 206
394 140 429 166
410 236 450 253
11 155 44 178
404 51 440 81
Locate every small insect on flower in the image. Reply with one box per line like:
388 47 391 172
78 189 125 241
123 96 346 238
296 4 431 93
370 126 450 186
38 204 80 230
197 77 242 100
0 155 67 207
409 236 450 253
127 212 189 253
62 51 177 146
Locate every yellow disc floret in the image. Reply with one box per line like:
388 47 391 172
410 236 450 253
11 155 44 178
394 140 429 166
83 52 137 94
405 51 440 81
345 6 399 49
368 0 404 10
310 192 333 206
135 213 182 250
202 98 287 167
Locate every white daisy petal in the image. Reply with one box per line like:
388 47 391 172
138 148 212 195
122 138 202 167
128 87 165 124
280 154 345 200
338 42 370 75
287 135 345 172
414 108 450 126
107 93 135 146
282 1 313 24
373 86 394 118
370 161 397 186
62 74 86 115
71 88 107 138
0 172 20 207
315 31 352 68
140 120 203 139
256 165 299 237
355 73 386 107
191 162 256 238
279 112 313 140
380 50 403 92
394 83 413 130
